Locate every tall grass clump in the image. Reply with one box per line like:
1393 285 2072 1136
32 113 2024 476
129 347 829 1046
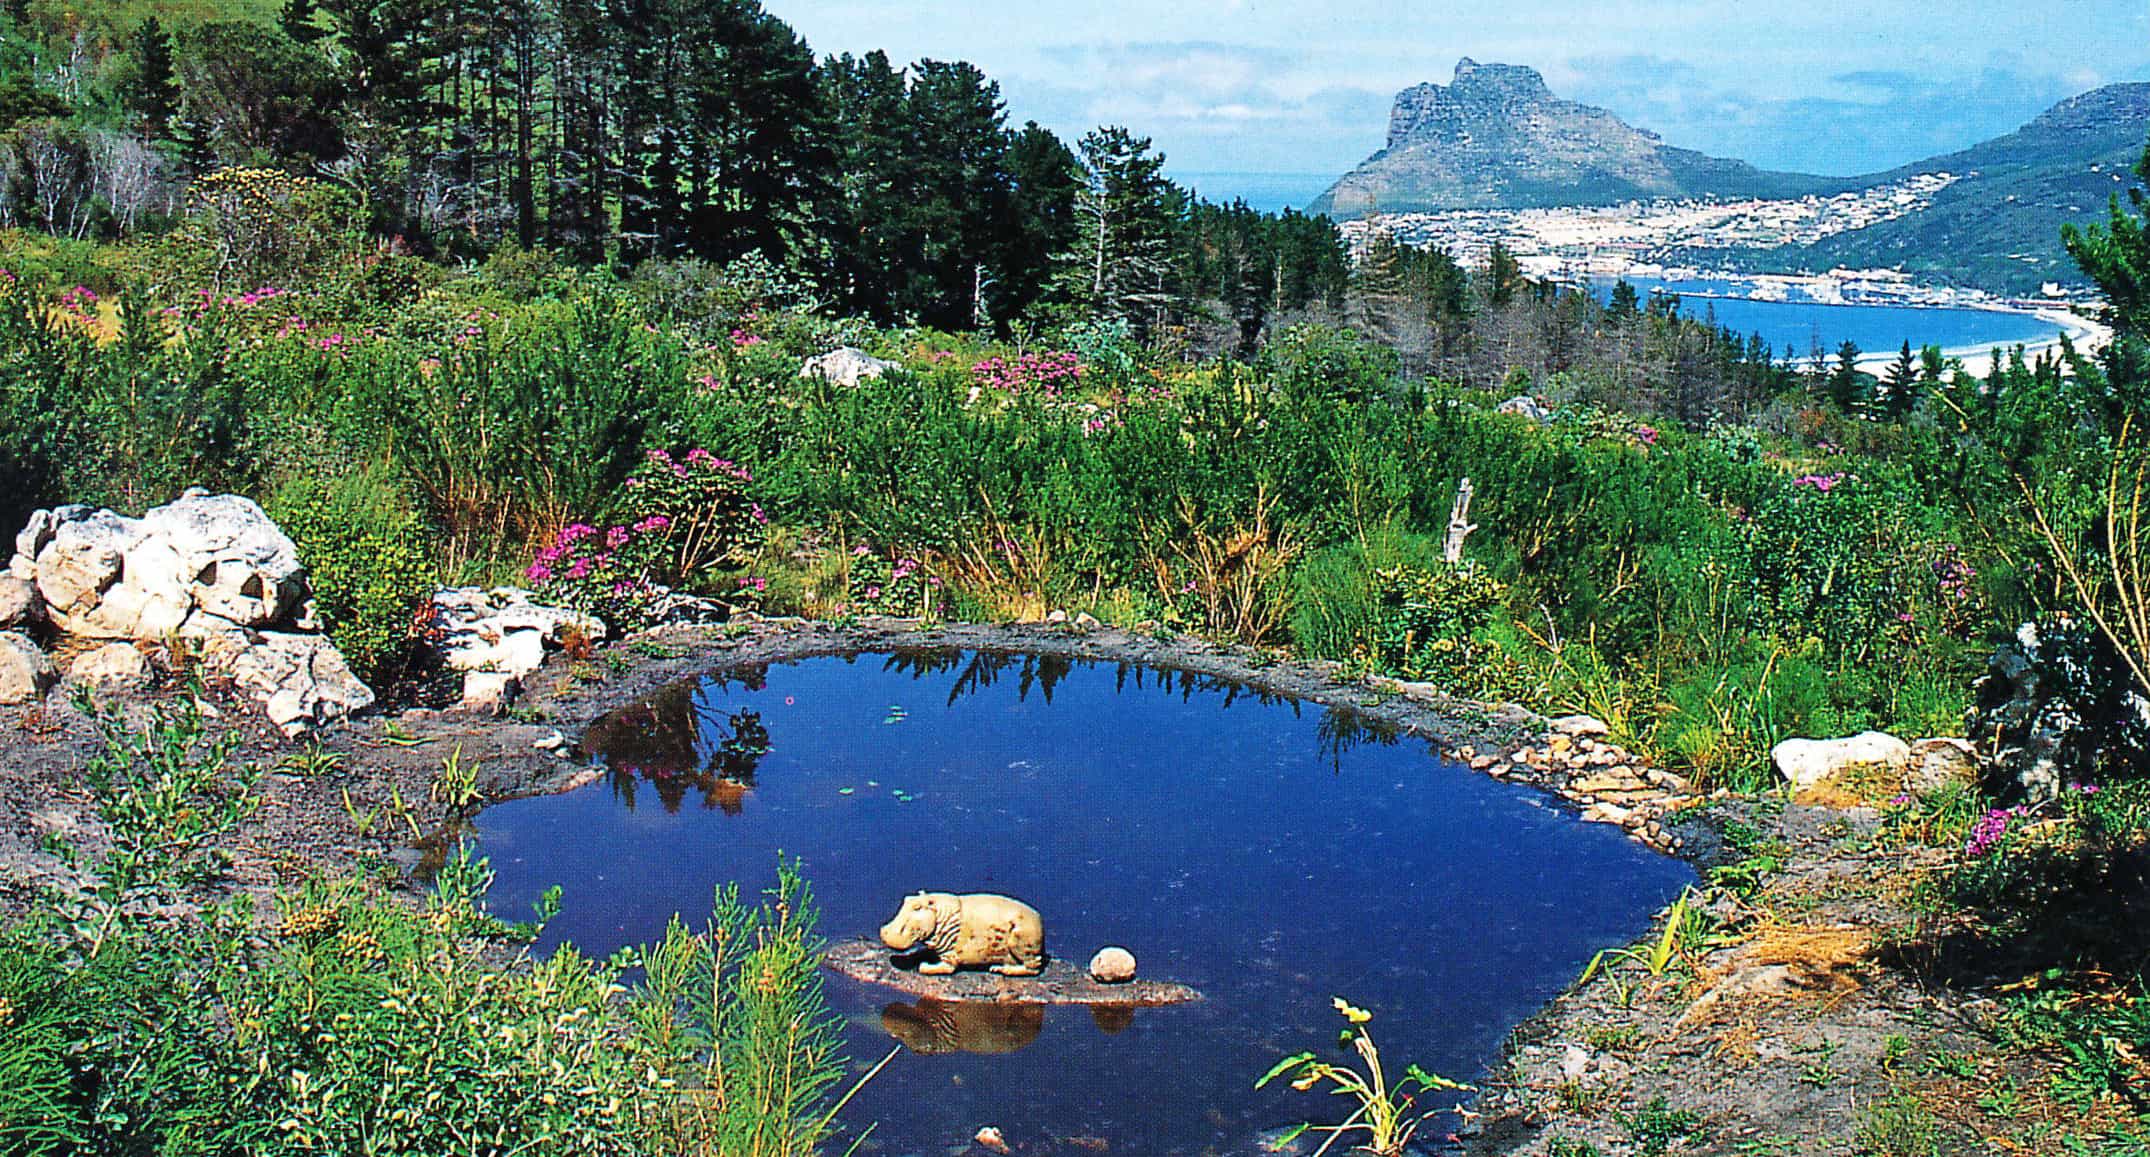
2 703 860 1153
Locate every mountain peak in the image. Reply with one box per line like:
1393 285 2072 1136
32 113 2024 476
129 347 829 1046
1326 60 1822 217
1451 58 1552 100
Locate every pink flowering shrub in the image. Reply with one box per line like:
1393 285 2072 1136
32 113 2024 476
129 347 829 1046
1965 805 2033 858
970 351 1083 396
841 546 936 618
528 447 764 628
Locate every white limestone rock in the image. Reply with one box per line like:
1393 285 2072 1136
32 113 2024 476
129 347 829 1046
0 575 38 629
431 587 602 711
202 631 375 737
799 346 897 387
70 643 152 691
1771 731 1912 802
1087 946 1137 984
0 631 54 704
1907 737 1980 795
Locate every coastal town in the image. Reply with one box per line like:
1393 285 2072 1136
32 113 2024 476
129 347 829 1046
1335 170 2105 311
1335 171 2113 372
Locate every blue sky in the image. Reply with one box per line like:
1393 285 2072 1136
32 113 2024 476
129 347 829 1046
770 2 2150 178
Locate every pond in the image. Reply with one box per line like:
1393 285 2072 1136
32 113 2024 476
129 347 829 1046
473 650 1696 1155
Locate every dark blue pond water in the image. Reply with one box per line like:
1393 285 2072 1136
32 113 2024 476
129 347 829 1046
474 651 1694 1155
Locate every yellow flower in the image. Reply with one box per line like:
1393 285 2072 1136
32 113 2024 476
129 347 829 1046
1332 996 1372 1024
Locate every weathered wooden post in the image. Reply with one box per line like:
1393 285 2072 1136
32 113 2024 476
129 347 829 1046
1443 477 1477 564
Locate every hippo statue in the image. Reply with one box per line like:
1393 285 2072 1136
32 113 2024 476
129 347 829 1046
879 891 1046 976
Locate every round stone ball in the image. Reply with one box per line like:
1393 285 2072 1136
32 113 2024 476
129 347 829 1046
1088 946 1137 984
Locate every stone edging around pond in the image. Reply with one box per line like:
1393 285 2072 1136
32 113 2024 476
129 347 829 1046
451 615 1716 862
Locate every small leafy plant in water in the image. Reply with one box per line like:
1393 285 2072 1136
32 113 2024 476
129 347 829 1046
1256 997 1470 1156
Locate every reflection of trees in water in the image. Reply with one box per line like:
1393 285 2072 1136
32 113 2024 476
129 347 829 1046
882 649 1076 706
582 673 773 814
1318 708 1403 772
881 648 1303 714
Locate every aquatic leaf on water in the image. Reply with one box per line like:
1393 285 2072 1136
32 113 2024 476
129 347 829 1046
1255 1052 1316 1088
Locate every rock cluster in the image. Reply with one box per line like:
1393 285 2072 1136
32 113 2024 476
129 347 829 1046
433 587 606 713
0 631 54 703
1451 714 1697 854
1496 395 1552 422
1771 731 1979 805
3 492 374 733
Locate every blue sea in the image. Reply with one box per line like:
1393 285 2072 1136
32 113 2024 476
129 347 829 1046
1173 170 1336 214
1597 277 2062 363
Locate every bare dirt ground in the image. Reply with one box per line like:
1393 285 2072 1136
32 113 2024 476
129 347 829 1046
0 617 2095 1155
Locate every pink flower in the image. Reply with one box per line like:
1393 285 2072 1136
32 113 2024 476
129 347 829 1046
607 526 631 549
1965 806 2032 857
525 562 554 583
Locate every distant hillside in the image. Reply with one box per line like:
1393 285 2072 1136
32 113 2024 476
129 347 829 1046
1317 62 2150 296
1309 59 1835 216
1701 84 2150 294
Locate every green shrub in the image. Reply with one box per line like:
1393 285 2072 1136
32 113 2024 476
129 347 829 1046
1620 1096 1704 1156
1364 560 1510 687
1288 526 1449 665
268 469 439 686
0 939 84 1157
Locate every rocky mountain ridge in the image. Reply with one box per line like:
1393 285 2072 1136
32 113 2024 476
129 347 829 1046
1313 60 2150 294
1312 59 1832 217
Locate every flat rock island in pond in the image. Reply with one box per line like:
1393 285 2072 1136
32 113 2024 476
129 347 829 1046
824 939 1202 1006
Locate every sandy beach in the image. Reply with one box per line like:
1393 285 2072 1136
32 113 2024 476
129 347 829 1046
1854 304 2112 378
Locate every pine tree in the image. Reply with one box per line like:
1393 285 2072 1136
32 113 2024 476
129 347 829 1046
1482 241 1522 308
128 18 180 137
824 50 914 317
903 59 1013 329
1607 278 1640 319
1829 339 1870 416
997 121 1079 325
1065 126 1177 332
1882 340 1920 419
1349 228 1408 348
2065 142 2150 341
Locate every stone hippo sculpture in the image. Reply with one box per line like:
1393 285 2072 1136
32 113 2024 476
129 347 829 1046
878 891 1046 976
